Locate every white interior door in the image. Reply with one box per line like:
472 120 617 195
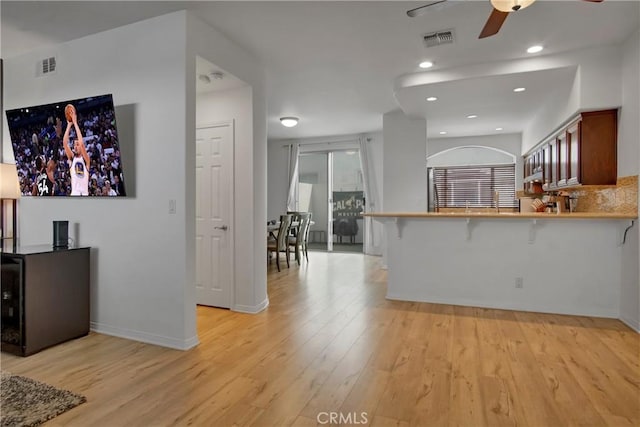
195 122 233 308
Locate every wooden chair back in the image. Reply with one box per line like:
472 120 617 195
277 214 293 251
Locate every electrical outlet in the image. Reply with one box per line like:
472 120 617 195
515 277 524 289
169 199 176 214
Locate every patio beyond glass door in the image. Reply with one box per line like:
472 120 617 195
298 150 364 253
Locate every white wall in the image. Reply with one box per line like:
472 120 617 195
267 141 290 222
186 13 268 315
382 110 427 212
1 9 268 350
516 46 624 154
427 133 522 189
2 12 196 349
618 29 640 331
383 217 624 319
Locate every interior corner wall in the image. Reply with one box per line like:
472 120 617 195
618 29 640 332
186 12 268 313
522 46 623 154
383 111 427 212
2 12 196 349
521 69 580 154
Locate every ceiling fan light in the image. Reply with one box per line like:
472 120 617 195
490 0 535 13
280 117 299 127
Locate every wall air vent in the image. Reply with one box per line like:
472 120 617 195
38 57 57 76
423 29 455 48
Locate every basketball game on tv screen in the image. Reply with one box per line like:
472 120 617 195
6 94 126 197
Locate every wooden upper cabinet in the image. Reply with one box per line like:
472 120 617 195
578 109 617 185
525 109 617 189
567 120 580 186
557 131 568 187
543 143 552 188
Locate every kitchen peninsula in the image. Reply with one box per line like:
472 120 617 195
367 211 637 319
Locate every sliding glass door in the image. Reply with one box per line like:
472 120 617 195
298 150 364 253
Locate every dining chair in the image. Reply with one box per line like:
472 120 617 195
267 214 292 271
302 212 312 262
286 210 302 239
288 212 311 265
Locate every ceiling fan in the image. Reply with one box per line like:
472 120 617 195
407 0 604 39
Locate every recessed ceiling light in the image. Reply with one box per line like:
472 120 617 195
419 61 434 69
467 115 478 119
513 87 526 92
527 45 543 54
439 131 447 135
280 117 299 127
496 127 504 131
426 96 438 102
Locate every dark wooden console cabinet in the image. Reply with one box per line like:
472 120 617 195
1 245 90 356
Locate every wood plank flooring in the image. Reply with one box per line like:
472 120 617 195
2 252 638 426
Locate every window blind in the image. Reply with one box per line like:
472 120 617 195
433 164 517 208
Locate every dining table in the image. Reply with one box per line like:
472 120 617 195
267 220 314 239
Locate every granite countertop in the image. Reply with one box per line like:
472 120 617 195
364 212 638 219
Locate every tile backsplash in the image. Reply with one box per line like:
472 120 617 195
569 175 638 215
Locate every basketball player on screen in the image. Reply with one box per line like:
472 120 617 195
63 107 90 196
31 156 56 196
31 118 62 196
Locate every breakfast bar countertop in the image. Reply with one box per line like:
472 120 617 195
364 211 638 220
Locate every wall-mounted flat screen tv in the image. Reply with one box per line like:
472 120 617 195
6 94 126 197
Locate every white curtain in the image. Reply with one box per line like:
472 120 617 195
358 136 380 254
286 143 300 211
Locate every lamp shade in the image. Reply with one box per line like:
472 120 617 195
491 0 535 12
0 163 21 199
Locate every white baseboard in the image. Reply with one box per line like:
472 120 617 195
233 297 269 314
90 322 199 350
385 292 619 319
619 315 640 333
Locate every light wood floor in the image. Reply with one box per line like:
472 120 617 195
2 252 639 426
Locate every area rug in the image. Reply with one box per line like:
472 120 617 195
1 371 86 427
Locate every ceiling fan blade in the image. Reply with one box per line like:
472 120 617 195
479 8 509 39
407 0 448 17
581 0 604 2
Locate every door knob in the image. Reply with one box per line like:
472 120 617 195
214 225 228 231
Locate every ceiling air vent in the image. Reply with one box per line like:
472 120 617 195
40 57 57 75
423 29 455 48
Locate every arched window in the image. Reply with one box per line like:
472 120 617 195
428 146 517 209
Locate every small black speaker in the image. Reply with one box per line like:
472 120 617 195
53 221 69 249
